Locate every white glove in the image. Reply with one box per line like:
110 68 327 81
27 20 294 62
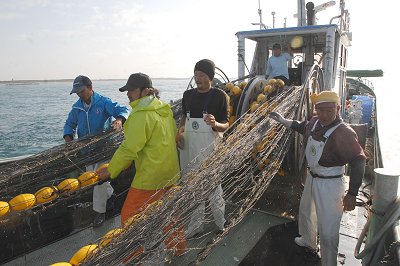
269 112 293 128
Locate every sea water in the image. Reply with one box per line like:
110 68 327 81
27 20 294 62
0 78 191 160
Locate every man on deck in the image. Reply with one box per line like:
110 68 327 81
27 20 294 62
63 75 130 227
176 59 229 237
270 91 366 265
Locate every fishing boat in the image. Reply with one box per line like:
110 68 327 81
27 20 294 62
1 0 399 265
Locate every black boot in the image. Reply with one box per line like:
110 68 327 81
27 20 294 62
93 212 105 227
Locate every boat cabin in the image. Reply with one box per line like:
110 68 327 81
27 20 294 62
236 2 352 115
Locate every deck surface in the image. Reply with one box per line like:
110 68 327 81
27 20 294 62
4 173 369 266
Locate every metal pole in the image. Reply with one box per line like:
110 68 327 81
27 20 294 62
271 11 275 28
258 0 263 30
237 34 246 78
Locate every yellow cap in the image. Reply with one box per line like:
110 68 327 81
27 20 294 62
310 91 339 104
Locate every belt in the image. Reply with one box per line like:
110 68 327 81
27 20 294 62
310 171 342 179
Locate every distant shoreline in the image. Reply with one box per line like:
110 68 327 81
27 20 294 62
0 77 188 84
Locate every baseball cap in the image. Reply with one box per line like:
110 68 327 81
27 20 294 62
311 91 340 109
70 75 92 95
119 73 153 92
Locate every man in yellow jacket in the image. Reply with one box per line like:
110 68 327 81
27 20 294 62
97 73 186 258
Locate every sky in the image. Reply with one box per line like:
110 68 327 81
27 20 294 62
0 0 392 81
0 0 398 169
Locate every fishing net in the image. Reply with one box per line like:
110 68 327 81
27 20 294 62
0 99 183 264
0 99 183 200
77 86 304 266
0 86 303 264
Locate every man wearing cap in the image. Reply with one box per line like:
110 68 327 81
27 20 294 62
176 59 229 238
265 43 293 86
270 91 366 265
63 75 130 227
64 75 129 141
97 73 186 258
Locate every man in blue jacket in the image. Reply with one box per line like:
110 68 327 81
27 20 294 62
64 75 130 141
63 75 130 227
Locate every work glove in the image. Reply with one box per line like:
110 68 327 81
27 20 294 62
269 112 293 129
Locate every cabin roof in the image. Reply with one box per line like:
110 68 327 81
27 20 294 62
236 24 339 40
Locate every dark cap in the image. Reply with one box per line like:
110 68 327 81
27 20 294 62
70 75 92 95
272 43 281 50
194 59 215 81
119 73 153 92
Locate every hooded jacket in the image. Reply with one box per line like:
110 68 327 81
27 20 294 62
108 95 180 190
63 91 130 139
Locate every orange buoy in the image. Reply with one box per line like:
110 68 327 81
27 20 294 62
0 201 10 217
35 186 59 204
69 244 98 266
78 172 99 187
57 178 80 194
99 228 123 247
9 194 36 211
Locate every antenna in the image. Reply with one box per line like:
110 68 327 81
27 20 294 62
252 0 267 29
258 0 262 29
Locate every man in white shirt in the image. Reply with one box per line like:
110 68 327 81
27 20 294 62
265 43 293 86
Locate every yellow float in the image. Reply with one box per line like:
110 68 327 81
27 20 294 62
267 79 276 85
95 163 109 173
225 82 234 91
99 228 123 247
69 244 98 266
263 84 273 94
9 194 36 211
57 178 80 194
256 93 266 103
250 102 259 113
239 81 248 89
78 172 99 187
35 186 59 204
231 86 242 96
50 263 73 266
276 79 285 88
0 201 10 217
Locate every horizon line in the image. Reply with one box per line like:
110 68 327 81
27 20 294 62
0 77 190 83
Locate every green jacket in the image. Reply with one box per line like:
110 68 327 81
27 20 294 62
108 95 180 190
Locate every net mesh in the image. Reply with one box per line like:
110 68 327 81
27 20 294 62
80 86 303 265
0 87 303 265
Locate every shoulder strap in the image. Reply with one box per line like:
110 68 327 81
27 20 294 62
321 122 342 143
185 89 195 116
